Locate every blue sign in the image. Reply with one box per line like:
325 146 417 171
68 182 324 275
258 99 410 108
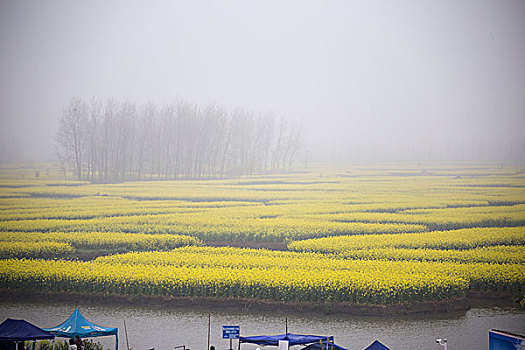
223 326 240 339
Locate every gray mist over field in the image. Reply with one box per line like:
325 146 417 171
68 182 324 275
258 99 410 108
1 0 524 165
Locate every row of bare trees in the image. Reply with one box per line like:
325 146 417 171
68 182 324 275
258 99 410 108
55 97 303 182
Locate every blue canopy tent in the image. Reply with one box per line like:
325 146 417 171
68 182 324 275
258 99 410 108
489 329 525 350
43 309 118 350
300 340 347 350
0 319 54 350
363 340 390 350
239 334 334 347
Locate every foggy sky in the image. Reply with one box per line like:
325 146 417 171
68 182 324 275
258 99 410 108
1 0 524 164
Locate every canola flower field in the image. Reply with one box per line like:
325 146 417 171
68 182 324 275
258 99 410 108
0 163 524 306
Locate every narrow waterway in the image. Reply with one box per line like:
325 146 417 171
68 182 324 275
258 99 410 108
1 301 523 350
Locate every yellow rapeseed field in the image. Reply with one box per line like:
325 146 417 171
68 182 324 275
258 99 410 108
0 163 524 304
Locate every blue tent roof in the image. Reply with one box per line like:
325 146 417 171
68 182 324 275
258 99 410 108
43 309 118 350
0 319 54 342
364 340 390 350
300 341 347 350
240 334 334 347
489 329 525 349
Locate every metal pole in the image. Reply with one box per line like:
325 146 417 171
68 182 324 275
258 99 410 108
207 314 210 350
124 320 130 350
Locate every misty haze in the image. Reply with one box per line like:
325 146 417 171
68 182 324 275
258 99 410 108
1 0 524 165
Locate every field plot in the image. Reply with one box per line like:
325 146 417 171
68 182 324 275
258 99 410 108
0 163 524 309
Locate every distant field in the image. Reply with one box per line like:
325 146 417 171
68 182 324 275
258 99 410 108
0 163 524 307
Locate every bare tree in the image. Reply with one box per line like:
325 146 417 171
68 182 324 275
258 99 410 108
55 97 304 182
136 102 156 180
85 97 102 182
55 97 86 181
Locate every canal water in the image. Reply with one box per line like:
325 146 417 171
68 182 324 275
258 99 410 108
1 301 523 350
